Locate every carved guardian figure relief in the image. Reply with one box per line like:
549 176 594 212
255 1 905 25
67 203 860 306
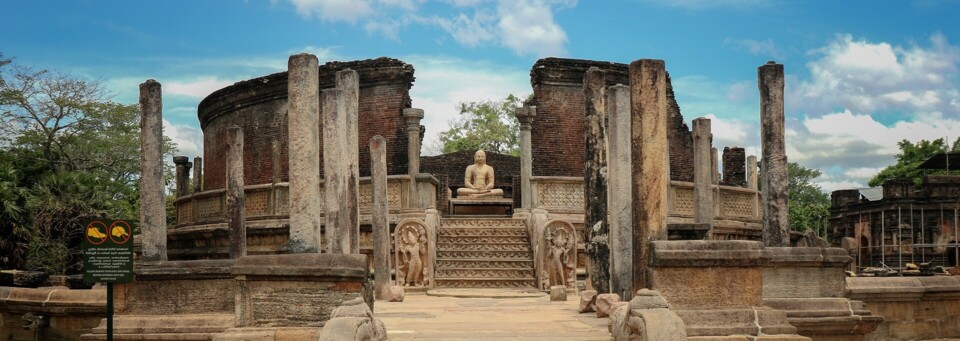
537 220 577 290
395 220 430 287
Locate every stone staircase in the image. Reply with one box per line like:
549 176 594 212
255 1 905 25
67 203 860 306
434 217 537 288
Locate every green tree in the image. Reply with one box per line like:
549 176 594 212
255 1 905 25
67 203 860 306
868 138 960 187
788 162 830 234
435 94 523 156
0 54 177 271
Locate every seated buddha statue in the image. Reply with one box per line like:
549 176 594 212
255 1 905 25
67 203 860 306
456 150 504 198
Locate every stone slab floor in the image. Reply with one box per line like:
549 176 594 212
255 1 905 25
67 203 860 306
376 290 612 340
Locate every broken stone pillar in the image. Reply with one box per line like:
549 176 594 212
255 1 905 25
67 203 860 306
515 105 536 209
370 135 390 300
174 156 192 198
139 79 166 262
607 84 633 300
722 147 746 187
629 59 669 292
747 155 758 190
692 118 714 228
759 61 789 247
583 67 610 293
226 127 246 259
711 147 719 185
192 156 203 193
403 108 424 209
287 53 322 254
324 69 361 254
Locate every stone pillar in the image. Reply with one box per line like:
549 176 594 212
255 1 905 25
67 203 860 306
722 147 746 187
370 136 390 299
323 69 361 254
174 156 192 198
629 59 669 291
139 79 166 262
192 156 203 193
226 127 246 259
747 155 758 190
515 105 536 209
711 147 719 185
271 141 282 184
287 53 322 254
693 118 714 228
403 108 424 209
759 61 789 247
606 84 633 299
583 67 610 293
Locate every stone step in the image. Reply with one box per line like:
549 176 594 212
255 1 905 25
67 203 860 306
437 235 530 244
437 243 531 252
436 250 532 260
81 314 233 340
438 228 528 238
435 268 535 278
433 278 537 288
436 258 535 269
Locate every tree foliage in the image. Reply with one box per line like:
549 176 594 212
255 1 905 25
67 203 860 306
436 94 522 156
868 138 960 187
788 162 830 235
0 53 176 272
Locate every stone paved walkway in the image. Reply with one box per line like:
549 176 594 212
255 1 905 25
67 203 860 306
376 289 612 340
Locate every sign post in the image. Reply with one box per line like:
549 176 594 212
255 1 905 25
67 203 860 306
81 219 134 341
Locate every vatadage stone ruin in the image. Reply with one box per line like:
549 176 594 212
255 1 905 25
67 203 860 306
2 55 960 341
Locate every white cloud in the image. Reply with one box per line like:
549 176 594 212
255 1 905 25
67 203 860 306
640 0 777 10
724 38 784 59
165 78 234 99
496 0 572 57
404 56 530 155
426 11 498 47
163 119 203 159
797 33 960 116
289 0 374 23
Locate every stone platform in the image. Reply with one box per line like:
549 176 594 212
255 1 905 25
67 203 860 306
448 198 514 216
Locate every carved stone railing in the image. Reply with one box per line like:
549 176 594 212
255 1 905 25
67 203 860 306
174 175 438 227
667 181 761 220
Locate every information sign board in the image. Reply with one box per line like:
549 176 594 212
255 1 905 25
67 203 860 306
81 219 134 283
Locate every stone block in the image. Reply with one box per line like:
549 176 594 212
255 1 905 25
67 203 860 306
763 267 845 299
650 267 763 309
549 285 567 301
595 293 622 318
316 317 387 341
383 285 405 302
887 320 939 340
579 290 598 313
629 289 670 310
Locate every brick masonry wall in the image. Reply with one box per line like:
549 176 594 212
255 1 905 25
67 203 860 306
197 58 415 190
529 58 694 181
722 146 746 187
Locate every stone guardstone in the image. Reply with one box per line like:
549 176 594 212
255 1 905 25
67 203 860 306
595 293 622 318
579 290 598 313
319 296 387 341
629 289 670 310
549 285 567 301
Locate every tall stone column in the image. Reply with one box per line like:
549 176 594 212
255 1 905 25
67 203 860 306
583 67 610 293
403 108 424 209
370 136 390 299
606 84 633 299
226 127 246 259
759 61 789 247
192 156 203 193
711 147 719 185
693 118 714 228
287 53 322 254
515 106 536 209
139 79 166 262
324 69 361 254
629 59 669 291
747 155 758 190
173 156 192 198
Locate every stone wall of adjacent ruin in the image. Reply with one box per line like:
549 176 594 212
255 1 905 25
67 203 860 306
847 277 960 340
0 286 105 341
529 58 694 181
198 58 415 191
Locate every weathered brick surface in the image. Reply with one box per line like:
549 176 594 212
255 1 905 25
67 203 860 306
721 147 746 187
198 58 415 190
529 58 693 180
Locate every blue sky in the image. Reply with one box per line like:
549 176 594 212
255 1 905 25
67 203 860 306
3 0 960 192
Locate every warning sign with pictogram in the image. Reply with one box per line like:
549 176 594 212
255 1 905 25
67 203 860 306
82 219 134 283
